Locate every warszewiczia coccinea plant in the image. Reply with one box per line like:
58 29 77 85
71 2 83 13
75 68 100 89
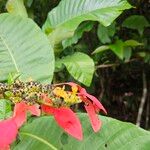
0 80 106 149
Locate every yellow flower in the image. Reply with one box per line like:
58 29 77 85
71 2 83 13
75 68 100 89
66 94 81 104
53 87 68 99
53 86 81 105
64 86 81 104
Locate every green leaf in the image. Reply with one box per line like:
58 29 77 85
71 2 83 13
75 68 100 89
92 45 110 54
124 40 143 47
43 0 132 47
144 53 150 63
6 0 28 17
57 52 95 86
97 22 116 44
93 39 142 59
7 73 21 84
62 22 94 49
25 0 33 7
122 15 150 35
137 52 146 58
0 99 12 120
0 14 54 83
123 47 132 61
14 114 150 150
109 40 124 60
93 39 142 58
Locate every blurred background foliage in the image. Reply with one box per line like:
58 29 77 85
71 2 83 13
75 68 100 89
0 0 150 129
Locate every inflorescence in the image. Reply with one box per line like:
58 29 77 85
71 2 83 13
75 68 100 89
0 80 107 149
0 80 81 106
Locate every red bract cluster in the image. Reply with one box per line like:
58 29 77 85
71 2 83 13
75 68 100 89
60 83 107 131
0 82 106 149
41 82 107 140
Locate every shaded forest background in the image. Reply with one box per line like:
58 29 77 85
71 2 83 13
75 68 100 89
0 0 150 129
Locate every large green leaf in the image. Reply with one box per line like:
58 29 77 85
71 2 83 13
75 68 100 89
0 99 12 120
14 113 150 150
0 14 54 83
6 0 28 17
122 15 150 35
56 52 95 86
43 0 132 47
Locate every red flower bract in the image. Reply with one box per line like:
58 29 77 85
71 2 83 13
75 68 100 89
41 105 54 115
0 102 41 149
13 102 40 128
42 105 83 140
54 108 83 140
0 118 17 149
84 102 102 132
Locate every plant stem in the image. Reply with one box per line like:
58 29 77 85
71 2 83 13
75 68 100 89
145 97 149 129
136 71 147 126
96 58 139 69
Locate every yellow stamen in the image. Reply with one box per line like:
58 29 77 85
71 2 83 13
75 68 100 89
71 86 78 93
